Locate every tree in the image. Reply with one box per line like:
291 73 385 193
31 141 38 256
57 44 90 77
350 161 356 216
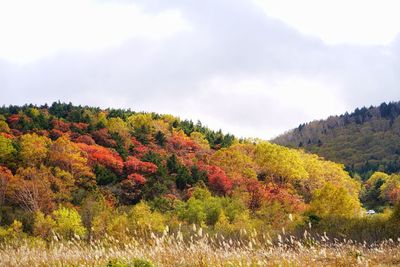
155 131 166 147
0 167 13 205
51 167 75 203
92 128 117 147
94 164 118 185
300 152 360 203
181 198 206 226
49 136 94 187
211 145 256 180
0 120 11 133
127 113 153 132
362 171 389 208
80 192 107 241
106 117 130 148
255 142 308 184
119 178 143 204
190 131 210 149
234 178 268 211
77 143 123 174
202 165 232 195
166 129 200 157
0 135 15 163
380 174 400 205
33 211 56 240
125 156 157 174
175 166 192 190
52 207 86 239
11 166 55 213
18 133 50 166
127 202 165 233
309 182 363 219
107 117 129 138
74 134 96 145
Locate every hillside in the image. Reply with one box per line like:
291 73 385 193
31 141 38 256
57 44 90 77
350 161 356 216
1 101 400 265
273 101 400 179
0 102 367 233
0 102 400 266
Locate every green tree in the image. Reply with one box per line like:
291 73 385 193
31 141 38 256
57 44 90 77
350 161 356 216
0 135 15 163
128 202 165 233
52 207 86 239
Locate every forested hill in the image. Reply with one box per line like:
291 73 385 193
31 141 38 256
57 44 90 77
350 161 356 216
0 102 365 237
273 101 400 179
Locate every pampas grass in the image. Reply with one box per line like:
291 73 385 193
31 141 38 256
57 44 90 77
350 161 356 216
1 228 400 266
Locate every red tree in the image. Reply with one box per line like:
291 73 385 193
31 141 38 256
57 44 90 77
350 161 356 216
92 128 117 147
201 165 232 195
75 135 96 145
52 119 71 132
77 143 124 174
127 173 146 185
124 156 157 174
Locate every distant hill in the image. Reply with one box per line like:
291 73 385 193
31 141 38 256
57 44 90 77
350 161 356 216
273 101 400 179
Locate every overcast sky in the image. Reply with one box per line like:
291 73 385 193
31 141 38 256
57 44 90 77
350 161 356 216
0 0 399 139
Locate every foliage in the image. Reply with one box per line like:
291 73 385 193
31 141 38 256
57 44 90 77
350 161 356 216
255 142 308 183
273 101 400 179
18 133 50 167
128 202 165 233
0 102 383 249
309 182 363 219
0 135 15 163
52 207 86 239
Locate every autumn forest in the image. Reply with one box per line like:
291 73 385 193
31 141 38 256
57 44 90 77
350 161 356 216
1 102 400 266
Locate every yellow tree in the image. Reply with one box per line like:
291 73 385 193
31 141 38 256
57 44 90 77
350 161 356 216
48 136 94 187
211 144 257 180
107 117 130 143
254 142 308 184
0 135 15 162
52 207 86 239
309 182 363 219
0 120 10 133
190 132 210 150
127 113 153 131
300 152 361 202
365 172 389 190
18 133 51 167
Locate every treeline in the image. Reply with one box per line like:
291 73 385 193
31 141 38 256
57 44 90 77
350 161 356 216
0 102 235 150
0 102 398 244
273 101 400 179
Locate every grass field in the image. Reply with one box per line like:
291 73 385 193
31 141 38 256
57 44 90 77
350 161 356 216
1 230 399 266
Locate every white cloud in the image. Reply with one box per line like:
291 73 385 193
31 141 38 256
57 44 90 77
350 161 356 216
186 76 346 138
0 0 190 64
254 0 400 45
0 0 399 139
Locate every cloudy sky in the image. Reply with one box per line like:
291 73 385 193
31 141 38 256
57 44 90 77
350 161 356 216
0 0 399 139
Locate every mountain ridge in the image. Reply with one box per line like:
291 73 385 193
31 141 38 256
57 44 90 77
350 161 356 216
273 101 400 178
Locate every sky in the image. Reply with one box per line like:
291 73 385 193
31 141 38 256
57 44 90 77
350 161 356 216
0 0 399 139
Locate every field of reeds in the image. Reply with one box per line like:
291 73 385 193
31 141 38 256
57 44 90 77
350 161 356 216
1 227 400 267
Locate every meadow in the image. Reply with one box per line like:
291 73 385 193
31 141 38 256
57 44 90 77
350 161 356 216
1 228 400 267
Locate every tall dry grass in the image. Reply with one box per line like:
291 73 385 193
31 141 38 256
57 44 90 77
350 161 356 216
1 227 400 266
